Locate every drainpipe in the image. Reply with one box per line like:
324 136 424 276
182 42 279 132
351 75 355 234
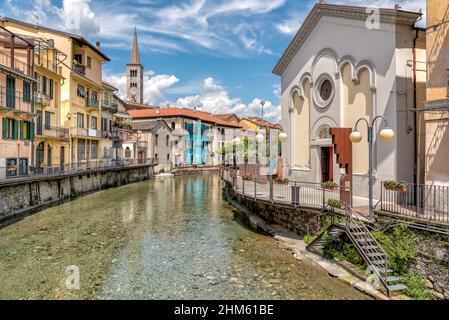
412 28 419 186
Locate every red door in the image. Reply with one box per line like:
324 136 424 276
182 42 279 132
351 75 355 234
320 147 333 182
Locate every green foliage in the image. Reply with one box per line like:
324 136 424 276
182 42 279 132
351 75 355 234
372 225 417 275
327 199 345 209
322 233 365 266
322 181 338 189
383 180 408 191
303 234 316 244
274 177 289 184
401 273 432 300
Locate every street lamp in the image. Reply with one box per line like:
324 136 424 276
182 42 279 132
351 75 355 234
349 116 395 220
232 136 241 171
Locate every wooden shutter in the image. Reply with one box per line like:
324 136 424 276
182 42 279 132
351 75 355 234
2 118 7 139
19 120 24 140
30 122 35 141
13 120 18 140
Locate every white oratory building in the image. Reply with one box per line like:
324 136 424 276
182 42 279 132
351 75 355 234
273 3 426 199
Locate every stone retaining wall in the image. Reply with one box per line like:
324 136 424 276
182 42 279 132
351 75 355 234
227 184 327 235
0 165 154 224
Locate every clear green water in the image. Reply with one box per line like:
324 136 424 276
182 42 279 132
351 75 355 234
0 173 370 300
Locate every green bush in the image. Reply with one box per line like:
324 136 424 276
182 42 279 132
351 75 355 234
401 272 432 300
327 199 345 209
322 181 338 189
322 233 365 266
303 234 316 244
372 225 417 275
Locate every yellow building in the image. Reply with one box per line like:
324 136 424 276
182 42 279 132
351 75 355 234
28 37 68 172
1 18 111 168
0 26 36 179
423 0 449 186
99 81 117 162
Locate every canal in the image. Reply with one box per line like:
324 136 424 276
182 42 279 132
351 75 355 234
0 173 370 299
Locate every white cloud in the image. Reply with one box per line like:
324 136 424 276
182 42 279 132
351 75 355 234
103 70 179 106
175 77 281 122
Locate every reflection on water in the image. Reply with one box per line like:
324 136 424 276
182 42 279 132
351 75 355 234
0 173 370 300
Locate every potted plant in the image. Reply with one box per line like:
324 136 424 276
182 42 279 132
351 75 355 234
274 177 289 185
384 180 408 192
327 199 346 210
322 181 338 190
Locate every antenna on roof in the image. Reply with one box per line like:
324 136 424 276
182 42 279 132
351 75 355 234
33 14 39 28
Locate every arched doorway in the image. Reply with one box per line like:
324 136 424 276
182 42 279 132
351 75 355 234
36 142 44 174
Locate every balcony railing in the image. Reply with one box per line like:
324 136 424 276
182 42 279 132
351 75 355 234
0 51 32 77
101 130 113 139
70 127 101 138
35 92 51 107
101 100 111 109
0 158 159 183
0 86 34 112
86 98 98 110
37 126 70 141
72 63 86 75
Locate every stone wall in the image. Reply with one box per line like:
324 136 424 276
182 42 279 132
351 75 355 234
412 232 449 300
0 165 154 223
229 185 326 235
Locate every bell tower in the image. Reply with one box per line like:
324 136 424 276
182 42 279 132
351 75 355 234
126 28 144 103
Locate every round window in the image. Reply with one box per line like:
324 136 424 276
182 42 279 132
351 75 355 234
320 79 333 101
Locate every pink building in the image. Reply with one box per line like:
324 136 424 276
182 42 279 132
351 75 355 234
0 26 36 179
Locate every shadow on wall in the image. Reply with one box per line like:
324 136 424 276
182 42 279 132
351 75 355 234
426 116 449 186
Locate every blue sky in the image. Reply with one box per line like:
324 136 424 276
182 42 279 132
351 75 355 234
0 0 425 122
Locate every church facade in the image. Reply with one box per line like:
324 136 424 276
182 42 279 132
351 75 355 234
274 3 426 199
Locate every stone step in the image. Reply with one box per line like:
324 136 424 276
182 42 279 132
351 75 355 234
352 231 367 237
371 259 387 265
367 252 385 258
361 245 378 250
386 276 401 283
388 284 407 292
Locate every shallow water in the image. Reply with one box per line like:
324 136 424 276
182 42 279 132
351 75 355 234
0 173 370 300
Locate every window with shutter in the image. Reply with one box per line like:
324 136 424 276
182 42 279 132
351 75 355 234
49 79 54 99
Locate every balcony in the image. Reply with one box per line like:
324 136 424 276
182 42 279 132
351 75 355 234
0 51 32 77
72 63 86 75
37 126 70 141
35 92 51 107
85 98 99 111
101 130 113 139
111 102 119 113
0 86 34 114
70 127 101 138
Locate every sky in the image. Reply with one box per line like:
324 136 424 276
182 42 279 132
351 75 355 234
0 0 426 122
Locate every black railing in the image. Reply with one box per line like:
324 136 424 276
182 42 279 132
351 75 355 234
0 51 32 76
380 182 449 224
220 168 351 210
0 158 158 184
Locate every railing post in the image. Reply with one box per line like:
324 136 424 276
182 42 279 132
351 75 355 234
254 179 256 201
270 179 273 203
242 177 245 196
322 186 325 210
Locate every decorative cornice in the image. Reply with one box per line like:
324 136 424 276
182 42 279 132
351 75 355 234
272 4 421 76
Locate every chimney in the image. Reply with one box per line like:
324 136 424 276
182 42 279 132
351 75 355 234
96 41 100 49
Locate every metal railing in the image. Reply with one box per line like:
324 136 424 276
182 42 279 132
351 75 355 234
0 86 33 112
0 158 158 184
220 168 351 210
380 182 449 224
86 98 98 109
37 126 70 140
70 127 101 138
73 63 86 75
0 51 32 76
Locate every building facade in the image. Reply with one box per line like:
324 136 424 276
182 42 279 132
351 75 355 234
273 3 426 198
0 26 36 179
423 0 449 186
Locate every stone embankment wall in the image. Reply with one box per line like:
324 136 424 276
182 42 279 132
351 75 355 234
227 184 326 235
0 165 154 224
412 233 449 300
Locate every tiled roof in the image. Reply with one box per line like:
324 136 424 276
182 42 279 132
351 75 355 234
128 108 242 128
247 117 283 130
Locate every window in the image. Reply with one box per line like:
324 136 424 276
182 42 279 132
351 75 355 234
317 126 330 139
74 54 82 65
91 141 98 159
101 118 107 131
77 139 85 161
92 91 97 102
2 118 18 140
47 145 52 167
42 76 47 96
167 154 170 161
155 153 158 159
166 135 169 147
130 69 137 77
109 120 112 133
35 73 40 93
125 147 131 158
36 110 43 135
20 121 34 141
23 81 31 103
319 79 332 101
171 122 175 129
19 158 28 176
86 115 90 129
87 56 91 69
155 134 159 146
45 111 52 130
77 84 85 98
49 79 54 99
6 76 15 109
6 158 17 177
77 113 84 128
91 116 97 130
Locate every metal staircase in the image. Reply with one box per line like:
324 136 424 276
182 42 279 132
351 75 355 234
307 205 406 297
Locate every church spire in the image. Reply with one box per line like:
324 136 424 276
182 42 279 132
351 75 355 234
130 28 141 65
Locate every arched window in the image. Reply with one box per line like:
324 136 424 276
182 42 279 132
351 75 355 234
125 147 131 158
317 126 330 139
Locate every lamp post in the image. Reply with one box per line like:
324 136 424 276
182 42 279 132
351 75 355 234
349 116 395 220
232 136 241 171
